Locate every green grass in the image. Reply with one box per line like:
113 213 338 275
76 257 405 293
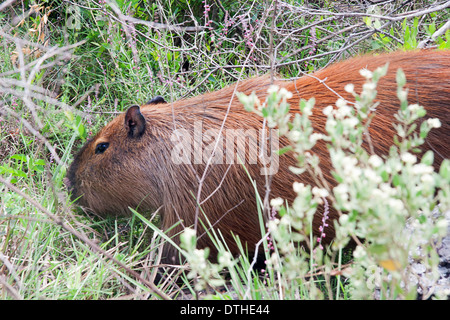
0 0 449 300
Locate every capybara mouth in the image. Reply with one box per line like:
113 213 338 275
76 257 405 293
63 176 72 190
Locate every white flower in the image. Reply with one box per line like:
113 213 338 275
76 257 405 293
339 214 349 225
371 184 396 202
193 249 207 269
302 104 313 116
336 105 353 118
336 98 348 109
397 89 408 102
353 245 366 259
348 167 362 182
420 174 434 185
364 168 381 184
218 251 233 267
289 130 301 142
407 104 420 112
344 83 355 94
363 82 376 91
343 117 359 128
323 105 334 116
412 163 433 175
267 219 280 231
380 183 397 197
401 152 417 164
368 155 383 168
388 198 404 212
326 118 337 129
427 118 441 128
280 215 293 227
279 87 293 99
270 197 284 208
310 133 324 143
237 93 249 105
437 219 448 235
312 187 329 199
183 227 196 238
359 68 373 79
180 228 197 248
293 182 306 193
371 189 385 200
334 184 349 199
343 156 358 169
342 157 359 180
267 85 280 94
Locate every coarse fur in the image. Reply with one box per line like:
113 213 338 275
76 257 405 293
66 50 450 264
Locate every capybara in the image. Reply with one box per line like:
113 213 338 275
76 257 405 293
65 50 449 264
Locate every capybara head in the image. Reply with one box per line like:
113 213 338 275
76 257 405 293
65 105 162 216
65 94 171 216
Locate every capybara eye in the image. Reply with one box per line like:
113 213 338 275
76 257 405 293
95 142 109 154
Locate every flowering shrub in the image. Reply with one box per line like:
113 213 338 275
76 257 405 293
237 64 449 299
180 227 234 292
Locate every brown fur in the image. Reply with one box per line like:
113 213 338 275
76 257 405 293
66 50 450 263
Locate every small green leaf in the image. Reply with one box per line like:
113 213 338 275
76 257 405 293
392 174 401 187
369 244 388 255
10 154 27 162
77 123 86 139
277 146 292 155
332 172 343 184
420 121 429 138
439 159 450 179
34 159 46 166
12 169 27 178
64 110 74 122
418 214 427 224
396 69 406 87
381 170 389 182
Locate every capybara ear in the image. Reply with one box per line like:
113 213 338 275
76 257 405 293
146 96 166 105
125 105 146 138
